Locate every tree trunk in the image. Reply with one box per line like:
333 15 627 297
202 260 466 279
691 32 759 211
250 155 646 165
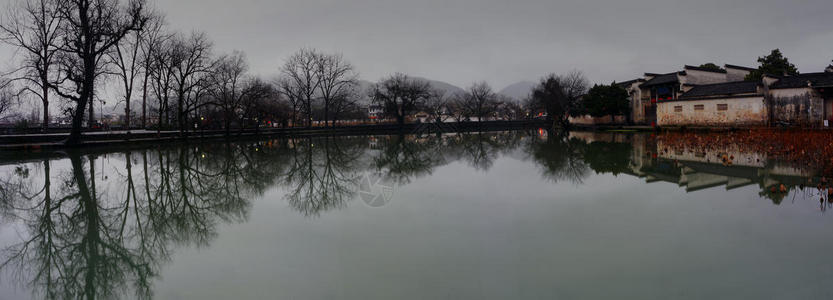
157 96 163 135
41 84 49 132
87 96 94 129
397 114 405 127
225 119 231 136
306 101 313 128
68 100 87 146
291 104 296 128
141 64 150 129
324 102 329 128
177 91 184 134
397 104 405 127
68 72 95 146
125 94 131 131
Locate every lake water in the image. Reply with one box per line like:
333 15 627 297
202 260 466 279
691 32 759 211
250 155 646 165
1 129 832 299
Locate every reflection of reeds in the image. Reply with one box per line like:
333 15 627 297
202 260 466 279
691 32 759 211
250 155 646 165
658 129 833 176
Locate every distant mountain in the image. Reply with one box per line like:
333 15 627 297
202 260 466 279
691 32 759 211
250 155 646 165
411 76 465 97
498 81 536 102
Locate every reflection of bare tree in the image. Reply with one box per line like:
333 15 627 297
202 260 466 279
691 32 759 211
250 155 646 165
283 136 366 216
0 154 156 299
459 133 500 171
374 134 445 185
450 132 521 171
0 142 275 299
525 130 590 184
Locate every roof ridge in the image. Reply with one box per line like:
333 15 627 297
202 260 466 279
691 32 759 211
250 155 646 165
725 64 756 71
688 81 758 87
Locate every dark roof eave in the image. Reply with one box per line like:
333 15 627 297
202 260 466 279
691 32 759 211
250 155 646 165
617 78 645 87
769 86 811 90
667 94 764 102
641 81 680 88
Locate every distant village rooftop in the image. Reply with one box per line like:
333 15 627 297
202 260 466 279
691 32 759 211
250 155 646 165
767 72 833 89
679 81 761 100
641 72 683 88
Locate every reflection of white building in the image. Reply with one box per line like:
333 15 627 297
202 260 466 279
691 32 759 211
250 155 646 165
657 140 767 168
652 139 816 193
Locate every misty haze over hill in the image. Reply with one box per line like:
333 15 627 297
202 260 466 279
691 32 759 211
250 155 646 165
499 81 537 102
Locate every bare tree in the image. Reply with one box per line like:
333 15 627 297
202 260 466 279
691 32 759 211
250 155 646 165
109 19 151 130
281 48 322 128
370 73 432 126
0 0 62 131
207 51 249 134
423 90 451 123
461 81 500 123
0 81 18 121
560 70 590 107
277 77 302 127
496 98 525 120
147 36 176 131
316 53 357 127
447 93 470 122
46 0 148 145
240 78 278 130
530 70 589 129
328 89 360 126
168 32 213 133
134 12 165 129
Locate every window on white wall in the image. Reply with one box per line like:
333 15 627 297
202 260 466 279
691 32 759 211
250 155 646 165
717 104 728 111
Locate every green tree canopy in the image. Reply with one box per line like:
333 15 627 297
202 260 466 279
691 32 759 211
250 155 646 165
698 63 725 72
745 49 799 81
579 83 630 118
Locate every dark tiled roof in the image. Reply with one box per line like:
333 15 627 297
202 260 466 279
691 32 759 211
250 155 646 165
685 65 727 74
681 81 760 98
616 78 643 87
641 72 680 87
725 64 756 71
770 72 833 89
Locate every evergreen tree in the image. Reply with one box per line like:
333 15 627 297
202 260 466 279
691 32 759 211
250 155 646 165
745 49 799 81
579 83 630 118
698 63 724 72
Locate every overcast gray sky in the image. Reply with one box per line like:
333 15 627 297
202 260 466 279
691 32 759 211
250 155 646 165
145 0 833 89
4 0 833 90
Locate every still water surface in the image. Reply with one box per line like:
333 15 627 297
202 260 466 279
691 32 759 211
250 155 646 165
0 130 832 299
